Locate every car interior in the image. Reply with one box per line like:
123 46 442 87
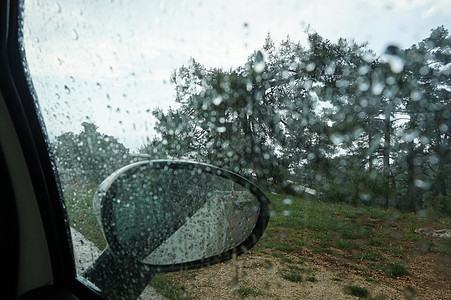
1 1 102 298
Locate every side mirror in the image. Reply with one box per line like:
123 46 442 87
93 160 270 272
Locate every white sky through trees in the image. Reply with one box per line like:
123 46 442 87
23 0 451 150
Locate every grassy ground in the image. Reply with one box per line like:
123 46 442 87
64 185 107 248
155 193 451 299
259 193 450 260
63 187 450 299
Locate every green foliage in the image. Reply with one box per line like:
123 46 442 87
271 252 293 264
274 243 296 251
340 224 374 240
384 262 409 277
53 122 130 185
287 265 307 272
236 287 264 298
368 239 382 247
258 194 450 282
297 256 307 265
64 188 106 248
382 246 404 258
335 239 357 249
422 192 451 218
263 194 391 255
147 27 450 211
281 271 303 282
317 167 388 206
345 285 369 298
354 248 385 261
150 274 191 300
312 247 332 254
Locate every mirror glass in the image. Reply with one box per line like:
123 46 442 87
99 161 262 265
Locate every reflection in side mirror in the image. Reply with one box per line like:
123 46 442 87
93 160 270 272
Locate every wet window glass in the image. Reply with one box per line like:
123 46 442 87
22 0 450 299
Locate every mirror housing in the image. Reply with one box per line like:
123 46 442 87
93 160 270 272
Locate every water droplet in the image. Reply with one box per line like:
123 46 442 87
212 96 223 106
325 63 336 75
359 191 371 201
358 65 370 75
216 126 226 133
282 198 293 205
371 81 385 95
371 73 385 95
358 81 370 92
246 81 253 91
306 62 316 72
253 51 265 73
386 76 396 85
419 66 429 75
439 124 448 133
363 52 375 63
420 136 430 145
72 29 79 40
402 129 420 142
64 85 70 94
410 90 421 101
330 133 343 145
414 179 431 189
383 49 404 74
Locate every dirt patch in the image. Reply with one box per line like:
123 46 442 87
169 249 450 299
406 252 451 299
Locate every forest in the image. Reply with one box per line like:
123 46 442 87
53 27 450 214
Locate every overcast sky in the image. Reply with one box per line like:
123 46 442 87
23 0 451 150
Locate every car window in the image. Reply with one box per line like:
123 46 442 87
21 0 450 299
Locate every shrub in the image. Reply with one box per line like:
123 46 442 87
368 239 382 246
335 239 357 249
317 185 350 204
316 168 388 207
236 287 264 298
150 274 190 299
275 243 296 251
422 192 451 218
384 262 409 277
282 271 303 282
345 285 369 298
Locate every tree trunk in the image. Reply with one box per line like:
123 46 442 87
434 122 449 196
383 106 391 208
405 141 416 212
368 127 373 171
405 113 417 212
436 156 448 196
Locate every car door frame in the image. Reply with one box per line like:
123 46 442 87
0 0 104 298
